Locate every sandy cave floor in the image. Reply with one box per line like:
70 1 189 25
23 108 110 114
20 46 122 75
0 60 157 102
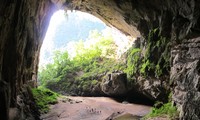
40 96 152 120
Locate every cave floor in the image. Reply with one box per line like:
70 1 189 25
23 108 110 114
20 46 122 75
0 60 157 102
40 96 152 120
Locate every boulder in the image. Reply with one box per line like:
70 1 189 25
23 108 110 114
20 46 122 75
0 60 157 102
101 72 127 96
135 76 170 102
91 83 105 96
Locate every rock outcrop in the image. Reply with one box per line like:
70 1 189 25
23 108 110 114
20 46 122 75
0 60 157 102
101 72 127 96
171 37 200 120
135 76 170 102
0 0 200 119
14 85 40 120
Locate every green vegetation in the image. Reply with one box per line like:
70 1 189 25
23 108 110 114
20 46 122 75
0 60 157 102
144 102 179 119
124 28 170 81
139 28 170 78
38 28 171 95
38 27 171 106
32 87 59 113
36 25 174 118
124 48 141 81
144 93 178 119
39 51 72 87
38 30 126 95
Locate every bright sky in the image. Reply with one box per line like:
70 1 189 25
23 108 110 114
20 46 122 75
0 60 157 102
40 10 66 65
39 10 134 66
42 10 104 51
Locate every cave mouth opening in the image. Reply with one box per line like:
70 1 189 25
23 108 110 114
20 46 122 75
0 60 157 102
39 9 133 67
38 9 152 106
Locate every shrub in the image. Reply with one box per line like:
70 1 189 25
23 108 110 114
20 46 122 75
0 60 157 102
144 102 179 119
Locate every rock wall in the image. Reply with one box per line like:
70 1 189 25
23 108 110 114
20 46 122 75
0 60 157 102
0 0 57 119
0 0 200 119
171 37 200 120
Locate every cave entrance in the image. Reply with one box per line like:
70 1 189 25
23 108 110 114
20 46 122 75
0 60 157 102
39 10 133 67
38 9 152 106
38 9 133 86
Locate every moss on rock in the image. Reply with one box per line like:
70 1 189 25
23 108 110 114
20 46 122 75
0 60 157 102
32 87 59 113
125 28 170 80
140 28 170 78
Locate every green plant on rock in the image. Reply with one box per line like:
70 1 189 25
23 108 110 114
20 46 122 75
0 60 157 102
32 87 59 113
124 48 141 81
144 102 179 119
155 64 162 77
139 28 170 78
144 92 178 119
91 80 98 85
140 59 155 77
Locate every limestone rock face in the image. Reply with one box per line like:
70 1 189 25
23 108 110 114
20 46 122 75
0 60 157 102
101 72 127 96
64 0 141 37
65 0 200 39
0 0 57 119
15 85 40 120
136 76 170 102
171 37 200 120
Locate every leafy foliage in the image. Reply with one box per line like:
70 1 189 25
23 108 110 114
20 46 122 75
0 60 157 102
144 102 179 119
38 30 126 95
38 28 171 96
38 51 72 86
140 28 170 78
124 48 141 81
32 87 59 113
121 28 171 90
124 28 170 80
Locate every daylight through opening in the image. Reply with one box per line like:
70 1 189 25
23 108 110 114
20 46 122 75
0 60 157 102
37 10 153 109
39 10 133 67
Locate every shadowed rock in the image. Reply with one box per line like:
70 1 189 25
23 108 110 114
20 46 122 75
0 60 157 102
101 72 127 96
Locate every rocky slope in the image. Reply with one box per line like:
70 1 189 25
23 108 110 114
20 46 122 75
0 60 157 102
0 0 200 119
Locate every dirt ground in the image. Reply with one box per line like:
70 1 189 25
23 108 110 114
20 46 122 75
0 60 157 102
40 96 151 120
